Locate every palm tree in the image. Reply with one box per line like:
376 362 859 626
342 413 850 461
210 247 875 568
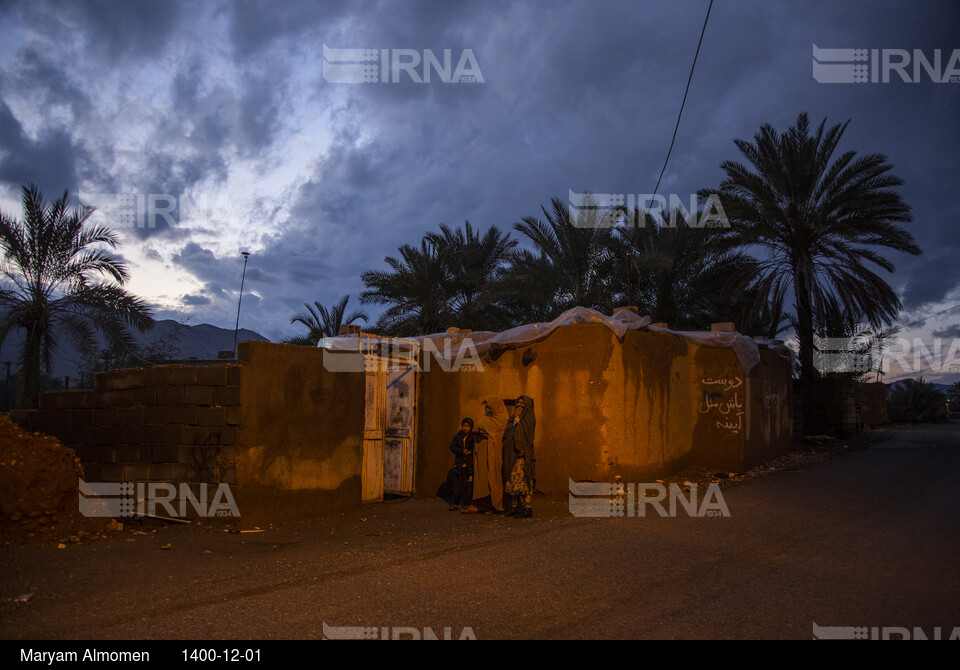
614 208 757 330
948 381 960 410
708 284 792 340
705 113 921 390
360 239 454 336
0 184 154 408
810 294 887 378
284 295 368 346
508 197 617 320
425 221 516 331
499 248 567 325
890 377 947 422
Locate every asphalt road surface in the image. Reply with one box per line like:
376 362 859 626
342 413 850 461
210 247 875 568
2 422 959 640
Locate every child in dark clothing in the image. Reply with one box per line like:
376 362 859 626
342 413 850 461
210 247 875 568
449 418 475 511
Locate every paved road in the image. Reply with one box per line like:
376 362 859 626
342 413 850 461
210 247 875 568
2 423 959 640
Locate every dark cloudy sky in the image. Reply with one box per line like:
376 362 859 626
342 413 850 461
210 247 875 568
1 0 958 381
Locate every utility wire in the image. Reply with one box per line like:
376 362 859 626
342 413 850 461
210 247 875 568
898 302 960 331
650 0 714 201
875 302 960 381
626 1 714 288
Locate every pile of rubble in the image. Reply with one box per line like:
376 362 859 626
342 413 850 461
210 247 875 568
0 414 107 544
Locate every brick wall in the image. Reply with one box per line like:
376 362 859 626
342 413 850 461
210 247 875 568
19 364 239 490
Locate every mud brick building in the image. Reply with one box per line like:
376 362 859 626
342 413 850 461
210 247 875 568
12 308 794 526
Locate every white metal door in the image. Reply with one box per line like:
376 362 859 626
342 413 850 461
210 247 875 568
359 334 419 502
383 364 417 495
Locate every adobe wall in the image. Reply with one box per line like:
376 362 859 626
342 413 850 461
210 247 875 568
15 341 366 526
16 327 790 521
234 341 365 527
416 323 793 495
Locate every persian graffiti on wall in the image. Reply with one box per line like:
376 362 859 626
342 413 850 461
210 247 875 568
699 373 744 434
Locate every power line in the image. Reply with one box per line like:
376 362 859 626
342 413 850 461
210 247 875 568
875 302 960 382
898 302 960 331
650 0 714 200
625 0 714 275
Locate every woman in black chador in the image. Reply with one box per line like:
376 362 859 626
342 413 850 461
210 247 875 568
502 395 535 518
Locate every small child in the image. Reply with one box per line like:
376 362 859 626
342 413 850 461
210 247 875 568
449 418 475 511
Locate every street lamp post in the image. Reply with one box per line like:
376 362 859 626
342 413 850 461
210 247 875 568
233 251 250 356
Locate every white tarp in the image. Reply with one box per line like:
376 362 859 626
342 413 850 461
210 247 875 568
318 333 360 351
320 306 775 373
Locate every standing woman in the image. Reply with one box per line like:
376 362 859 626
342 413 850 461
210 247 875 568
503 395 536 518
474 396 507 513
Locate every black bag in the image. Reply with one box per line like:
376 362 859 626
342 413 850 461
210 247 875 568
436 466 458 504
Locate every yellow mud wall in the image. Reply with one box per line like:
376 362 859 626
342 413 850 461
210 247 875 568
236 341 365 526
417 323 793 495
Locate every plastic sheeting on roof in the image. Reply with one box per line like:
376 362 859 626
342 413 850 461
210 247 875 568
418 307 769 373
318 333 360 351
320 307 784 374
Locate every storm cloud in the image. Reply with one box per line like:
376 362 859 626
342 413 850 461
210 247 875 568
0 0 958 346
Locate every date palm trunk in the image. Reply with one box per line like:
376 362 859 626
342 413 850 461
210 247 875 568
21 325 42 409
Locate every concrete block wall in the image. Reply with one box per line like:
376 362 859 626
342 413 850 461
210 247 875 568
28 364 240 488
14 346 367 526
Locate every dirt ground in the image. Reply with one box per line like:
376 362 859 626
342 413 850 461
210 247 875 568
3 423 950 640
637 429 878 494
0 415 110 547
0 413 885 551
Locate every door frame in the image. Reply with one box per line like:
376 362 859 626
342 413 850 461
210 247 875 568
358 333 420 502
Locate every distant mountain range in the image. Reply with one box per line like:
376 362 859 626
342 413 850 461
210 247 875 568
137 319 270 360
889 379 956 393
0 318 269 380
